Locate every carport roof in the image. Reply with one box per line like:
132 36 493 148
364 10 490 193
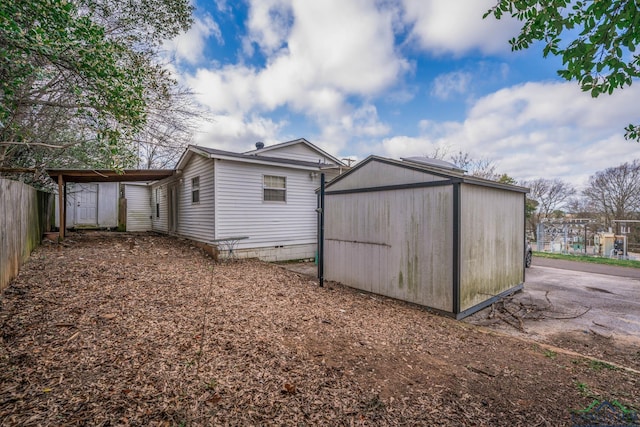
47 169 175 183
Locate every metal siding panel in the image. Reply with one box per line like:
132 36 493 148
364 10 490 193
216 160 319 249
327 159 447 192
324 186 453 312
176 154 215 242
459 184 525 311
125 184 152 231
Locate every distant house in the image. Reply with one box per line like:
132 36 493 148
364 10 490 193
151 138 346 261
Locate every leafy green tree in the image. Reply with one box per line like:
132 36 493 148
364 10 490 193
485 0 640 140
497 173 517 185
0 0 193 180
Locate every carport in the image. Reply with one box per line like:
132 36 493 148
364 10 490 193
47 169 175 241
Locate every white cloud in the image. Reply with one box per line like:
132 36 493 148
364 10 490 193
245 0 292 55
401 0 520 55
376 81 640 188
191 113 286 151
180 0 406 153
165 15 222 65
431 71 472 100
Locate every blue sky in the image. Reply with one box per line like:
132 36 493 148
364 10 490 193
163 0 639 189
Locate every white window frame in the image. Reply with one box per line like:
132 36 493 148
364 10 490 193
263 175 286 202
191 176 200 204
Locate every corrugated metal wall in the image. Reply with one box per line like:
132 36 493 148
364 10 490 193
124 184 152 232
215 160 320 249
324 186 454 312
175 154 215 242
459 184 525 311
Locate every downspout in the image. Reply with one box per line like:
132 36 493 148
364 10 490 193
523 194 527 281
318 173 325 287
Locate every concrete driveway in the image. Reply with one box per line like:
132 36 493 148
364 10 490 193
468 259 640 347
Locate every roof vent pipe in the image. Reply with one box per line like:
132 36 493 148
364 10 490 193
255 141 265 149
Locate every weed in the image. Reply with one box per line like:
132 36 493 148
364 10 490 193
589 360 618 371
205 379 217 390
544 349 557 359
576 382 590 396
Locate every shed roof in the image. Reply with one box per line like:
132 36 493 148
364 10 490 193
176 144 345 171
243 138 345 166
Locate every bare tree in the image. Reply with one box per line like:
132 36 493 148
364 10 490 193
449 151 499 180
582 160 640 226
427 147 500 180
522 178 576 231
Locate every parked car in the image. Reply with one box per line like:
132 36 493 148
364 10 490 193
525 242 533 268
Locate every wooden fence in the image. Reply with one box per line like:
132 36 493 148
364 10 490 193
0 179 52 292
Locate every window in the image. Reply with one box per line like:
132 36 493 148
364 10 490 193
263 175 286 202
191 177 200 203
155 189 160 218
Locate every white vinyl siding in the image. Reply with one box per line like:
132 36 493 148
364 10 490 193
151 184 168 233
124 183 152 231
176 154 215 242
256 142 335 163
215 160 318 250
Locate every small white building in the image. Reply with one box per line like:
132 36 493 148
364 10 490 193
151 139 346 261
56 182 119 228
321 155 528 319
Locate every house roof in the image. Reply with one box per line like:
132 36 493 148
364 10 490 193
47 169 175 183
325 155 529 193
176 142 345 171
243 138 345 166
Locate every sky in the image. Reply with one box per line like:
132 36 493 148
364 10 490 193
162 0 639 190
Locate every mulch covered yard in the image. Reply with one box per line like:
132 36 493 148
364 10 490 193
1 232 638 426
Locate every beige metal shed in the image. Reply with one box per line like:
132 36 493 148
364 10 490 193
321 156 528 319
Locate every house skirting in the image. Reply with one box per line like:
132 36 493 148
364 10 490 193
233 243 316 262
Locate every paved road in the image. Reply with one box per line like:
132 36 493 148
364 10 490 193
500 260 640 344
532 256 640 279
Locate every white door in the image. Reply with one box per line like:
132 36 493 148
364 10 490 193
75 184 98 225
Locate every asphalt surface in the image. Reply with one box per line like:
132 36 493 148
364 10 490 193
497 257 640 345
532 256 640 279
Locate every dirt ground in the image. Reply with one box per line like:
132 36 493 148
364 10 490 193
1 232 639 426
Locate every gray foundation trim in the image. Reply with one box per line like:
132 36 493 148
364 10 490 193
455 283 524 320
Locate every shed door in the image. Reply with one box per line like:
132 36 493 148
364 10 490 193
75 184 98 225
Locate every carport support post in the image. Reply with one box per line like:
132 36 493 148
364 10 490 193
57 174 65 241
